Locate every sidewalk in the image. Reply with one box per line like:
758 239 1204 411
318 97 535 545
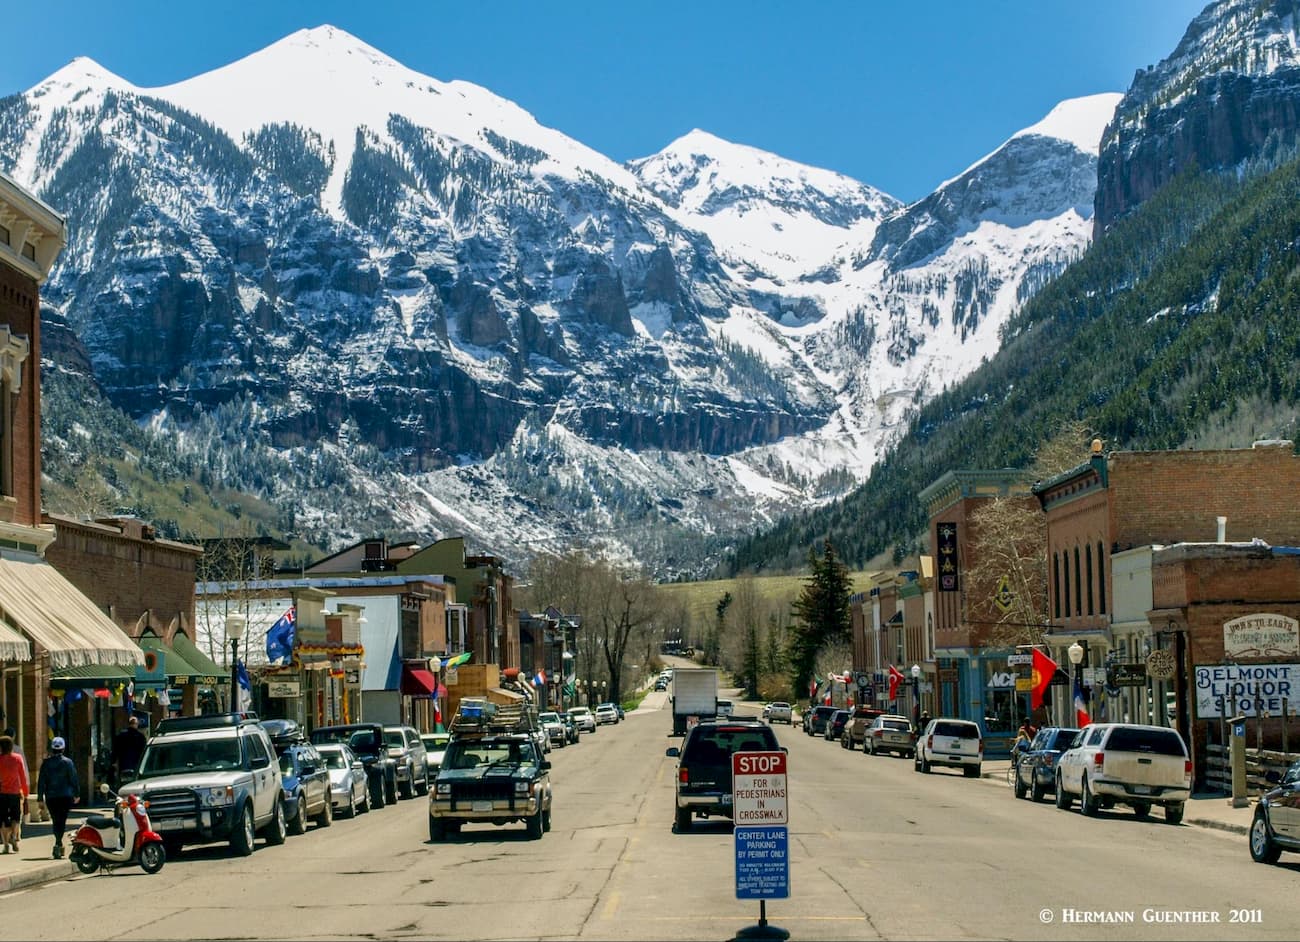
979 758 1255 835
0 806 98 894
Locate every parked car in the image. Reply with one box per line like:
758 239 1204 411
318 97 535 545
863 714 915 757
1250 757 1300 864
914 718 982 777
122 713 286 857
383 725 429 799
311 723 398 807
825 709 850 742
716 698 735 719
842 706 887 749
1055 723 1191 823
567 706 597 733
273 736 333 834
420 732 451 776
538 712 568 748
594 703 619 726
666 720 782 832
316 742 369 817
1012 726 1079 801
803 705 837 736
654 678 669 691
615 704 625 721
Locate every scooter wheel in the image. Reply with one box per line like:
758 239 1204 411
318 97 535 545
71 847 100 875
139 841 166 874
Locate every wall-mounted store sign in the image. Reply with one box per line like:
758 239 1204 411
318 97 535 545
1223 614 1299 659
1195 663 1298 718
268 682 300 698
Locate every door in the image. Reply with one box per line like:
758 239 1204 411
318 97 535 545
246 733 278 823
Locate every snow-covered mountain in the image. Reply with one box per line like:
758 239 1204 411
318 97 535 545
0 25 1122 577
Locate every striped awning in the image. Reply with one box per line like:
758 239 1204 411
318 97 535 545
0 619 31 661
0 556 142 669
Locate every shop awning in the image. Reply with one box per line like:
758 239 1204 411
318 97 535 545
400 666 437 696
0 620 31 661
171 633 224 680
136 634 198 685
51 662 135 688
0 557 142 669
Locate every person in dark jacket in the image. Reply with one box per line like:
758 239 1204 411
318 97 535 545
112 716 147 783
37 737 79 858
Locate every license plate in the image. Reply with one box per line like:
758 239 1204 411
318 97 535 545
153 818 183 831
721 794 732 805
472 800 493 812
1131 785 1151 794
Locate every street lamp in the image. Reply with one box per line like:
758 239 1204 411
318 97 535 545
429 656 442 730
225 614 247 714
1068 641 1085 724
910 664 921 723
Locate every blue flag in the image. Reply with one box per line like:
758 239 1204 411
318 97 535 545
266 606 297 664
235 659 251 712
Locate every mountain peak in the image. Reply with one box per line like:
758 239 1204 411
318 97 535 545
1014 93 1123 153
34 56 134 94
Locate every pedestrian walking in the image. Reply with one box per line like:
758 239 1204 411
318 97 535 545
2 727 28 844
0 734 29 853
36 737 79 859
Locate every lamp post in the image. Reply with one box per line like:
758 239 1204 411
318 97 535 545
225 614 247 714
910 664 921 724
1068 641 1085 726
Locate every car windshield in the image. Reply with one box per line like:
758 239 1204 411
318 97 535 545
446 739 537 769
138 737 242 777
539 713 561 724
1283 760 1300 785
384 730 406 748
421 734 450 750
933 722 977 738
882 720 910 732
1106 727 1186 756
319 748 350 770
685 725 778 764
568 708 590 716
1049 729 1080 750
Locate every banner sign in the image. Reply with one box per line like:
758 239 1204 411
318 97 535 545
1195 663 1299 718
937 523 959 592
735 826 789 900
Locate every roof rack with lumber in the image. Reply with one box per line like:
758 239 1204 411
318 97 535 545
449 697 535 736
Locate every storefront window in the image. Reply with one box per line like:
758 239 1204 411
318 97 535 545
982 661 1021 733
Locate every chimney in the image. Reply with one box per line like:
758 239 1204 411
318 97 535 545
1217 516 1227 543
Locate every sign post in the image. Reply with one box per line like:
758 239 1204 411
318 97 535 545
733 751 790 941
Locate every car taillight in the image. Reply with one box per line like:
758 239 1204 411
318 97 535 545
927 734 934 749
1184 759 1192 778
679 766 689 784
872 730 882 738
1093 752 1105 769
977 739 984 754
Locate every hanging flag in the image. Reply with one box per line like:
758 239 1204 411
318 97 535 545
266 606 297 665
534 669 547 688
1030 649 1058 710
235 659 252 712
1073 673 1092 727
888 665 904 701
124 679 135 717
808 676 818 699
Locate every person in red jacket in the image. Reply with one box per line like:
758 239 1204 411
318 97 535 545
0 733 30 854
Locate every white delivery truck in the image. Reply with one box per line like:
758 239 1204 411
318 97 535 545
671 668 719 736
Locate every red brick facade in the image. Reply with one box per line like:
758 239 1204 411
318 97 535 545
0 263 41 526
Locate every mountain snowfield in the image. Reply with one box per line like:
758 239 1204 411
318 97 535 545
6 25 1122 576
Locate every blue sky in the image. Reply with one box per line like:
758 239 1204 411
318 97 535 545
1 1 1208 203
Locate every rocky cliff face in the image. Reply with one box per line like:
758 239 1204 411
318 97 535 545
0 28 1124 576
1096 0 1300 234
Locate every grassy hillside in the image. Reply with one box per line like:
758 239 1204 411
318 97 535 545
653 570 880 627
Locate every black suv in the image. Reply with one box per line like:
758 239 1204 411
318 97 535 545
666 720 782 832
311 723 398 808
803 705 836 736
824 709 850 742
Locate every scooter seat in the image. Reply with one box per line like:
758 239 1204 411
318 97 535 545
86 814 119 830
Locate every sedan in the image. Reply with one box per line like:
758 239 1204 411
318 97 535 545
419 732 451 778
864 714 915 757
1250 758 1300 864
1013 726 1079 801
317 742 369 817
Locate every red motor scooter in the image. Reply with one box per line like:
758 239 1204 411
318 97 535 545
69 783 166 875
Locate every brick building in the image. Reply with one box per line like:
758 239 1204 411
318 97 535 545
0 171 142 805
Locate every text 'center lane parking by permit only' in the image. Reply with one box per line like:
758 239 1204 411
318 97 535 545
733 749 789 940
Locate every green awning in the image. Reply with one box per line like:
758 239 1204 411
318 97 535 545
136 634 198 683
51 663 135 688
171 633 225 681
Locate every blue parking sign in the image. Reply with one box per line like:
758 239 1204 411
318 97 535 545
735 825 789 899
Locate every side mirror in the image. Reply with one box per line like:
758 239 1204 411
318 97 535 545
540 760 551 771
300 765 316 776
99 782 110 794
251 755 271 770
665 747 680 758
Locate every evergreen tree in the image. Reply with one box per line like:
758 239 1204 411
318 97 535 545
787 540 853 699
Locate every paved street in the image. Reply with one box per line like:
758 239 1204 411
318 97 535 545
2 696 1297 941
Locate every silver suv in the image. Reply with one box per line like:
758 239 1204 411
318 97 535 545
383 725 429 799
121 713 287 856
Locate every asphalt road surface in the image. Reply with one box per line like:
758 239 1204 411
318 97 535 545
3 696 1297 941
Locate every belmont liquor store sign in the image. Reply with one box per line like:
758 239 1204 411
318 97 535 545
1223 614 1300 660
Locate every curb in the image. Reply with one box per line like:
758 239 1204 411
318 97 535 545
1188 817 1249 837
0 860 75 895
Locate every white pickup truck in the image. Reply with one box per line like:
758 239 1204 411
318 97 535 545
1055 723 1191 824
